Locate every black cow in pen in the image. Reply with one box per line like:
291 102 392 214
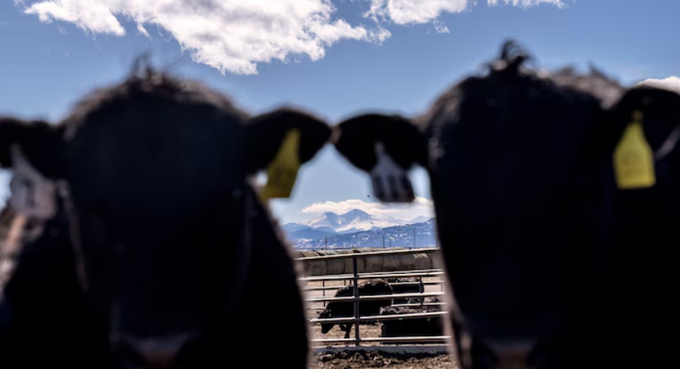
317 279 393 339
385 277 424 304
379 305 445 340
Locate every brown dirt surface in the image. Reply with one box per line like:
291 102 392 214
311 350 459 369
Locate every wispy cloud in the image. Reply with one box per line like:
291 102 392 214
363 0 565 28
433 20 450 34
637 76 680 95
15 0 565 75
487 0 566 8
302 197 434 221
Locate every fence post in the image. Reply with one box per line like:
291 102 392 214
352 255 360 347
418 277 424 307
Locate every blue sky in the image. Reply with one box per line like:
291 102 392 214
1 0 679 225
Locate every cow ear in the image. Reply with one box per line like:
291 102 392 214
609 86 680 157
333 113 428 203
0 118 65 220
243 108 331 174
0 118 65 178
606 86 680 190
243 108 331 199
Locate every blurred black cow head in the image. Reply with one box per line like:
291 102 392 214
593 83 680 369
0 66 331 368
329 40 663 369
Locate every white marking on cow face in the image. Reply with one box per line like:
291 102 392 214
8 145 57 221
487 339 537 369
370 142 415 203
0 259 16 289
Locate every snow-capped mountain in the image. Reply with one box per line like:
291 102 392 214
290 218 437 249
281 209 436 249
410 215 431 224
299 209 411 234
281 225 336 241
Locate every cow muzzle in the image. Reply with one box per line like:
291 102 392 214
481 340 539 369
113 330 200 369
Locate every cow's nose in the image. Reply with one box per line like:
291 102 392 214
116 331 198 368
486 340 537 369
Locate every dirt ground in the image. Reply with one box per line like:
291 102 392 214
311 350 459 369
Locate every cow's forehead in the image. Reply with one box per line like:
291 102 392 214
414 69 623 151
57 71 252 206
63 73 246 154
61 71 248 141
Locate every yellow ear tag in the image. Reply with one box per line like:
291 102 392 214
258 129 301 201
613 111 656 190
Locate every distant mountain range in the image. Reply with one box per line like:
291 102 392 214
282 209 437 249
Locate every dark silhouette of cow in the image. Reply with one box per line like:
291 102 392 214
329 40 648 369
0 194 109 368
385 277 424 304
318 279 393 339
590 84 680 369
0 65 331 369
379 305 444 340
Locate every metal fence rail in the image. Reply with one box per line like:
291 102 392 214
314 336 450 344
295 247 440 262
301 271 444 282
298 248 449 347
308 311 447 324
304 280 442 292
306 302 446 311
306 291 445 303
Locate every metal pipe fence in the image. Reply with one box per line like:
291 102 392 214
298 248 450 347
301 271 444 282
304 280 442 292
295 247 440 262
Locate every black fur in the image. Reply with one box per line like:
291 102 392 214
0 66 331 369
318 279 393 339
591 85 680 369
378 305 444 339
0 198 109 368
384 277 424 304
332 40 631 369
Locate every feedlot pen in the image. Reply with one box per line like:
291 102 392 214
297 249 452 349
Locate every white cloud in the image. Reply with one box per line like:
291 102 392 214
136 23 149 39
15 0 564 75
637 76 680 95
433 20 449 33
18 0 390 75
364 0 565 31
364 0 471 25
488 0 566 8
302 196 434 222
